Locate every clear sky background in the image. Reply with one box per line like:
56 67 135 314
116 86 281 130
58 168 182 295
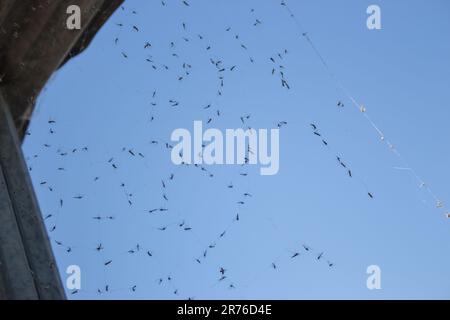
23 0 450 299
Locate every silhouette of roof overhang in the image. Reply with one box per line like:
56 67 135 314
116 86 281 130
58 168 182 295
0 0 123 141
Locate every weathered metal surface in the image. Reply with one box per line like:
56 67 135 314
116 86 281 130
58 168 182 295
0 161 39 299
0 94 66 299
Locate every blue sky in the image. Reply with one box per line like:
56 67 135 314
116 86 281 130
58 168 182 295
23 0 450 299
